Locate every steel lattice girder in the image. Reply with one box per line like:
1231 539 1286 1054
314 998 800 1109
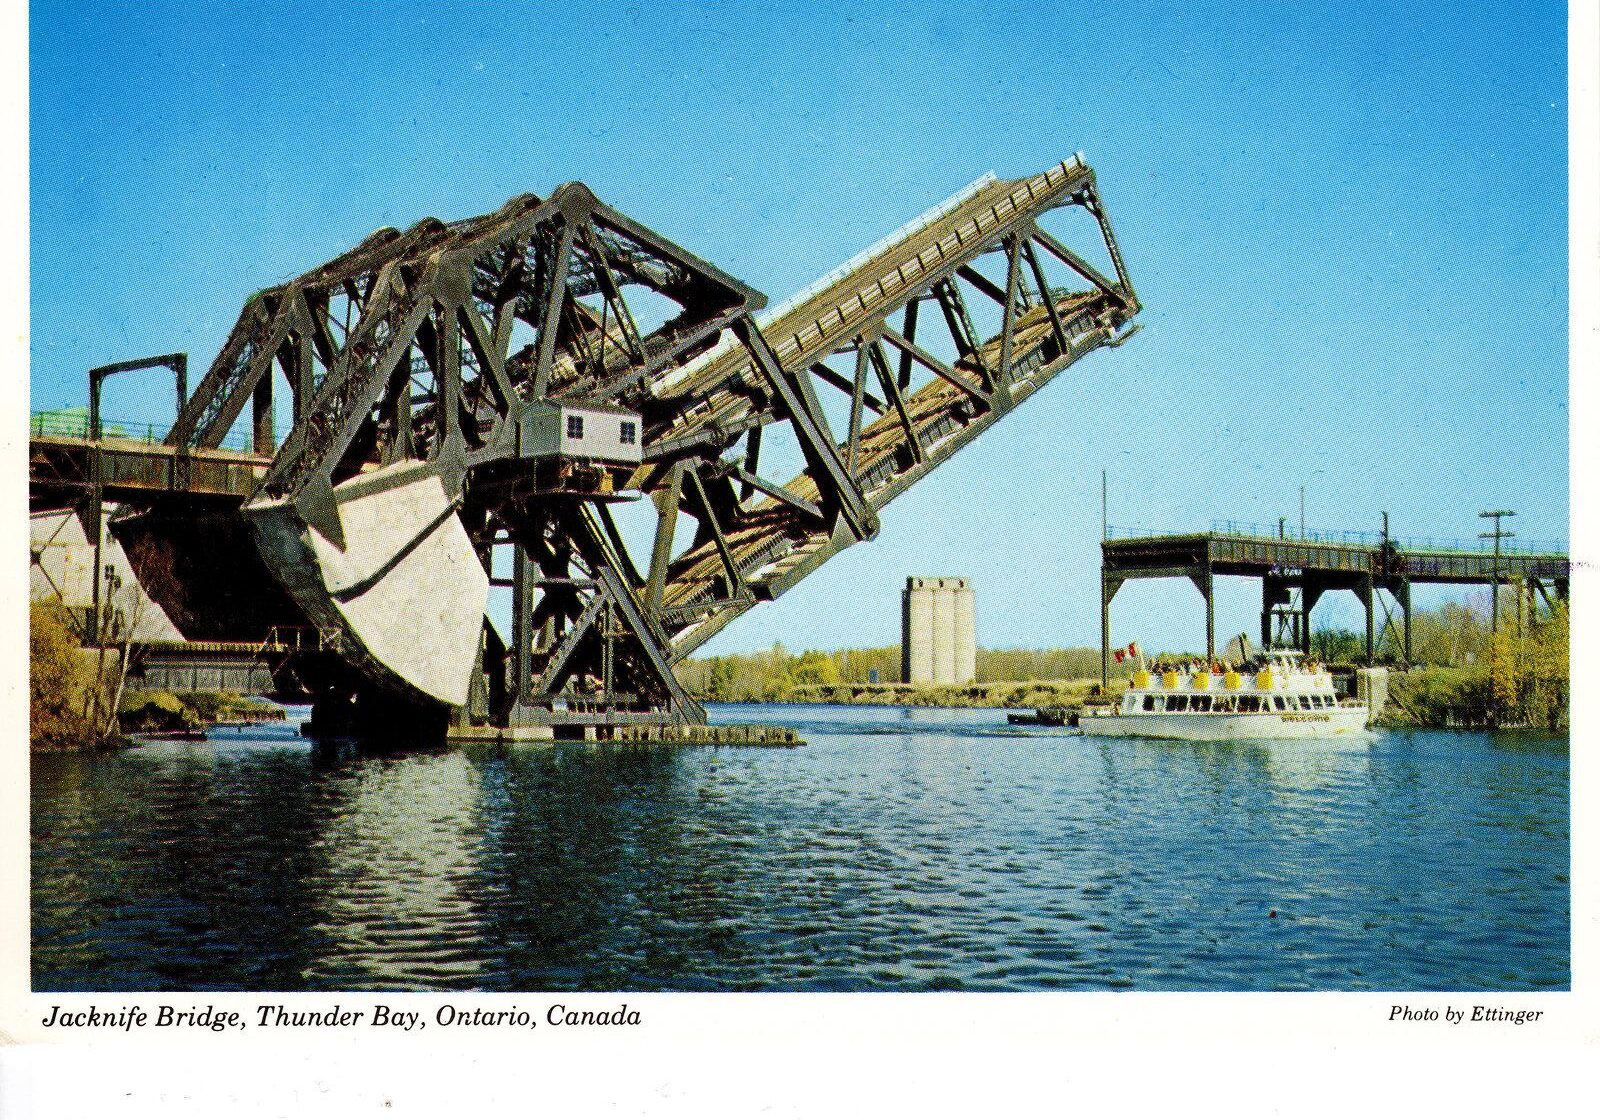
164 158 1138 726
639 159 1139 658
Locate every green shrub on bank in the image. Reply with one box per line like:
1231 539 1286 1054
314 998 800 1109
118 690 202 733
117 690 286 732
1379 603 1567 730
30 603 97 751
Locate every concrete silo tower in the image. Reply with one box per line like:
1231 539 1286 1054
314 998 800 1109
902 577 976 685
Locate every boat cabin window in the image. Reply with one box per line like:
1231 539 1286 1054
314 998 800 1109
1143 695 1157 712
1170 696 1188 712
1194 695 1212 712
1272 697 1286 711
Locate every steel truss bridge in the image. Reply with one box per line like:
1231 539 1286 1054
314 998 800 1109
31 158 1140 736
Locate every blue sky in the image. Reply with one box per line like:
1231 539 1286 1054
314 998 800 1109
29 0 1568 654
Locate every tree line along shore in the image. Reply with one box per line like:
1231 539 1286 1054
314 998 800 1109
29 597 1565 751
680 599 1568 732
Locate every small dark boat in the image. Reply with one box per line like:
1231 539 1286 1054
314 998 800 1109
1007 707 1077 727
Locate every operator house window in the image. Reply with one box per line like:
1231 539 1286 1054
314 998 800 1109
620 420 637 445
567 414 584 440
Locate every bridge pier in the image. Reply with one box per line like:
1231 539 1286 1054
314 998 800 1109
1362 573 1375 664
1101 572 1125 687
1400 577 1412 663
1186 563 1216 660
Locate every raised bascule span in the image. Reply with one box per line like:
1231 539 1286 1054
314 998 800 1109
56 157 1141 737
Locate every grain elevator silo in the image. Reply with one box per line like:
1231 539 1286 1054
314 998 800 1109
902 577 976 685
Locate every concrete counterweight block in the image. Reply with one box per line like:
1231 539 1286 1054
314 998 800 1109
248 462 489 708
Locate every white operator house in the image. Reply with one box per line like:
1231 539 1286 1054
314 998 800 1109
513 401 644 498
519 401 643 463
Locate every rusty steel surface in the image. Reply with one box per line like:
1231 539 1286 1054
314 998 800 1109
28 435 270 506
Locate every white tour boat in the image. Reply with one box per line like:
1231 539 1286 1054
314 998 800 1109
1077 649 1369 741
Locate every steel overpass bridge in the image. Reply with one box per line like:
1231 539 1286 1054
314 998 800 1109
31 157 1141 738
1100 522 1570 680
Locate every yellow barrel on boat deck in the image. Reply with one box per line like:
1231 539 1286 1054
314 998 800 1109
1224 671 1241 690
1193 671 1211 689
1257 669 1275 689
1161 671 1178 689
1133 670 1150 688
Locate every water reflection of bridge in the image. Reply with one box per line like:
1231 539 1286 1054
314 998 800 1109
1100 524 1569 676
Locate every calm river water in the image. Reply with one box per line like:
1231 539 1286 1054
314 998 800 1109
31 704 1568 992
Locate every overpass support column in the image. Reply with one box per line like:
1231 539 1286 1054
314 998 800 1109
1189 563 1215 660
1260 576 1277 651
509 541 547 717
1296 581 1328 656
1263 574 1301 652
1100 573 1125 688
1361 573 1375 665
1400 578 1412 665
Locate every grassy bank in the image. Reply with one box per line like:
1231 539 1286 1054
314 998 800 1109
1379 666 1567 732
681 643 1132 704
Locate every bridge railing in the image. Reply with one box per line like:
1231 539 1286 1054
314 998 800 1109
1103 521 1567 557
30 409 257 452
259 625 342 654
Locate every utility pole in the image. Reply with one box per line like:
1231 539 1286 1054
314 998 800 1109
1101 469 1107 541
1479 510 1515 634
1299 485 1305 538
